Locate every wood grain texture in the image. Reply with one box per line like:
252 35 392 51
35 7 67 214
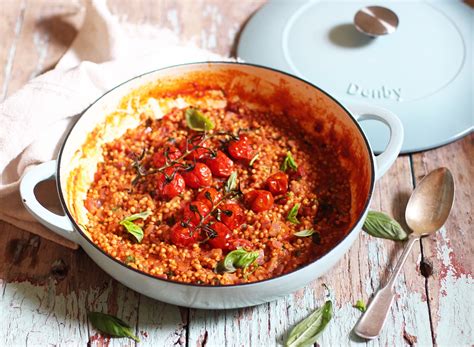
412 134 474 345
0 0 472 346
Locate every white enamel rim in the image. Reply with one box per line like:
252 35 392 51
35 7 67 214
20 62 403 308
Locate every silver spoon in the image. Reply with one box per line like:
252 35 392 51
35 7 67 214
354 167 455 339
354 6 399 37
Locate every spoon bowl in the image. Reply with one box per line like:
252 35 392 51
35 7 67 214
405 167 455 236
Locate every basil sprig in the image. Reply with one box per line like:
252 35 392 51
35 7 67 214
294 229 315 237
287 203 300 224
363 211 408 241
88 311 140 342
119 211 151 243
353 299 366 312
216 248 259 274
281 151 297 171
185 107 214 131
285 300 333 347
225 171 238 193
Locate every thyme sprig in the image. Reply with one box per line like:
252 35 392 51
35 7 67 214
197 178 241 230
131 129 244 186
131 132 211 185
197 172 242 243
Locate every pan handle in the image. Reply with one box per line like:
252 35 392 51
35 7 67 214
348 102 404 181
20 160 77 243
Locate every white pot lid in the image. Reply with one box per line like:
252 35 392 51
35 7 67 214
237 0 473 153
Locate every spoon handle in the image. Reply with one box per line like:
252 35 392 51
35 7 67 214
354 234 419 339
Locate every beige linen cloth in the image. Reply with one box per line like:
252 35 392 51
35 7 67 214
0 0 226 248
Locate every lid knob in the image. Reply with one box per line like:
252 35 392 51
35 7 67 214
354 6 399 37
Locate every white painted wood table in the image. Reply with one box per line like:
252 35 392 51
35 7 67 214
1 1 472 346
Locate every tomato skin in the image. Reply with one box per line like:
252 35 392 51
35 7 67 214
180 137 210 161
170 223 199 247
196 187 223 208
208 222 232 250
183 201 211 225
220 203 245 230
152 146 182 168
229 238 253 251
265 172 288 196
182 163 213 189
204 151 234 178
227 135 255 162
244 190 274 213
157 167 185 200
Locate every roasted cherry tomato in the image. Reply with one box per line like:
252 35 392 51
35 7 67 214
152 146 182 168
170 223 199 247
180 137 210 161
196 187 223 208
204 151 234 178
208 222 232 250
157 167 185 200
229 238 253 251
244 189 274 213
182 163 213 189
265 172 288 196
183 201 211 225
220 202 245 230
227 135 255 162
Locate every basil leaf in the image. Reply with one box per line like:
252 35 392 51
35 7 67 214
294 229 315 237
88 312 140 342
234 250 259 269
120 220 144 243
363 211 408 241
225 171 238 193
353 299 366 312
281 151 297 172
185 108 214 131
287 203 300 224
124 255 136 264
216 248 259 273
249 152 259 167
285 300 333 347
121 211 151 222
119 211 150 243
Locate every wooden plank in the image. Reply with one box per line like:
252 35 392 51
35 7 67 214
161 0 265 56
188 157 433 346
0 0 27 101
5 0 82 97
412 134 474 346
0 222 89 345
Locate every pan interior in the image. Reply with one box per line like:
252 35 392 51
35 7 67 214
58 62 373 262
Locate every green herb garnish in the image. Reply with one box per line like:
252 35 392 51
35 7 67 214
287 203 301 224
249 152 259 166
285 300 333 347
353 299 366 313
281 151 297 172
363 211 408 241
124 255 136 264
119 211 151 243
216 248 259 274
224 171 238 193
294 229 315 237
87 312 140 342
185 107 214 131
